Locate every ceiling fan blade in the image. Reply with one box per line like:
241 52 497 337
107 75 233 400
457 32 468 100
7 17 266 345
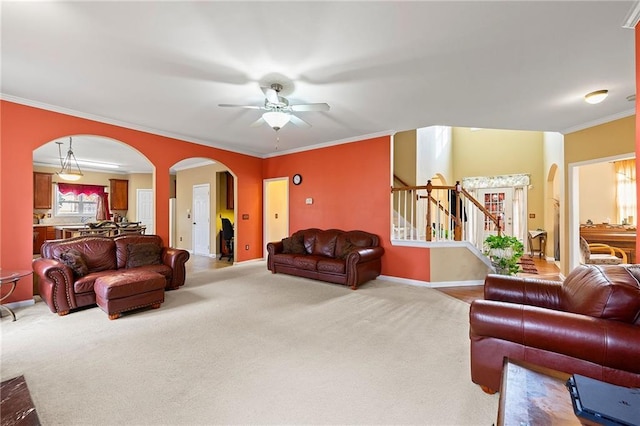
290 103 330 112
218 104 263 110
250 117 265 128
261 86 280 104
289 114 311 128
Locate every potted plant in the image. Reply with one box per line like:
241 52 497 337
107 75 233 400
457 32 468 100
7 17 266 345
483 234 525 275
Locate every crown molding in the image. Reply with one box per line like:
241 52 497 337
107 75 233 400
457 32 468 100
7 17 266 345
622 1 640 28
171 159 217 172
560 109 635 134
0 94 265 158
262 130 395 158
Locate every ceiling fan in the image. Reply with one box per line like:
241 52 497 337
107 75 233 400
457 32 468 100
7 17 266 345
219 83 330 131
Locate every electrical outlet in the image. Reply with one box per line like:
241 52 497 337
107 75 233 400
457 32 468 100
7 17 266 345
245 244 249 250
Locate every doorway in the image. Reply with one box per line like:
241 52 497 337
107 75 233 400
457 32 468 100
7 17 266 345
192 184 210 255
264 178 289 258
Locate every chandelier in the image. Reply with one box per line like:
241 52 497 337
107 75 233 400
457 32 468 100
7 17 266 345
56 137 83 181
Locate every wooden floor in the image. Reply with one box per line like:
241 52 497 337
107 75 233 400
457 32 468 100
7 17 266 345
186 255 561 305
436 256 561 304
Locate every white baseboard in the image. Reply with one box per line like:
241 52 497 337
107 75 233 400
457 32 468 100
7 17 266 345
378 275 484 288
3 298 36 310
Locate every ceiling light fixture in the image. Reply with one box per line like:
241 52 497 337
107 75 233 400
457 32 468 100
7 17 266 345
74 159 120 169
262 111 290 131
56 137 83 181
584 90 609 104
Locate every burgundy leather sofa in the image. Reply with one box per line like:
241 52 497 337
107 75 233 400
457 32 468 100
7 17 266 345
470 264 640 393
33 234 190 316
267 228 384 289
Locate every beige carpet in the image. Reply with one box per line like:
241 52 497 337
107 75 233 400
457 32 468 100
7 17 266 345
1 262 498 425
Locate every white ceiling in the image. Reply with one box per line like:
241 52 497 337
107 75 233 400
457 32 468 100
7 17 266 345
4 1 638 173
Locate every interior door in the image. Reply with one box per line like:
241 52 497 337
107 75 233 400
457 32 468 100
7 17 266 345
136 189 154 234
192 184 210 255
264 178 289 258
477 187 514 243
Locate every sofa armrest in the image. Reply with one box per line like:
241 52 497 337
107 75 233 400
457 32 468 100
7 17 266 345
484 274 564 310
266 241 283 255
345 246 385 289
470 300 640 374
32 258 76 314
266 241 284 272
345 246 385 264
162 247 190 289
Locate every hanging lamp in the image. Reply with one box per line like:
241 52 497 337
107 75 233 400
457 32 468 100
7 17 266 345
56 137 83 181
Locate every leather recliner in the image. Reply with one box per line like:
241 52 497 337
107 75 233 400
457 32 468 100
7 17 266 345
469 264 640 393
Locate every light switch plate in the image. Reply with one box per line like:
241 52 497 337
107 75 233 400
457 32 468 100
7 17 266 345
305 198 313 205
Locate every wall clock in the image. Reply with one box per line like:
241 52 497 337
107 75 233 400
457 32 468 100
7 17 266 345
292 174 302 185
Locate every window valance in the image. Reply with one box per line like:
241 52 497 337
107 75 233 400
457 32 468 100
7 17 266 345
57 183 106 196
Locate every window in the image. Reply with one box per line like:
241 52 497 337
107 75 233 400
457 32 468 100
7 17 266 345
615 159 636 224
55 190 99 216
54 183 106 217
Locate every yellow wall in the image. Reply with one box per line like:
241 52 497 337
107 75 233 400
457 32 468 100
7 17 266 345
563 115 635 273
452 128 545 230
393 130 417 185
127 173 153 222
175 163 229 254
578 162 616 224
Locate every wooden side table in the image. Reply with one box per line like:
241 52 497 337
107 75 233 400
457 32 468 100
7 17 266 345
0 269 33 321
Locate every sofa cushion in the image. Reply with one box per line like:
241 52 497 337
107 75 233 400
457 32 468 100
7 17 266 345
46 237 117 273
272 253 298 266
293 256 320 271
302 230 318 255
562 264 640 323
313 231 338 257
126 243 162 268
317 258 346 274
282 234 305 254
56 249 89 277
74 270 118 294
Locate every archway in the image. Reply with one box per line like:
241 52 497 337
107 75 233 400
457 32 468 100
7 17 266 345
169 157 236 267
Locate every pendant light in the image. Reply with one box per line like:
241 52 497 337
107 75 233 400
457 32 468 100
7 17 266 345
56 137 83 181
262 111 291 131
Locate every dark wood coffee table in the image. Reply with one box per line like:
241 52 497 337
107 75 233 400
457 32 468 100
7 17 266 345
497 358 583 425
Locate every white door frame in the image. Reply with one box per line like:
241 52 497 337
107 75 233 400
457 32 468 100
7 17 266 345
192 184 210 255
263 177 289 259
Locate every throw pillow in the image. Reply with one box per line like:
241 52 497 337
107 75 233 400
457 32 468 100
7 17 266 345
57 249 89 277
126 243 162 268
290 234 306 254
282 237 293 253
339 241 357 260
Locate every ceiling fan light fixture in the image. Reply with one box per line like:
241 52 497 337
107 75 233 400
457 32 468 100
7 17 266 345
262 111 290 131
56 137 83 181
584 89 609 104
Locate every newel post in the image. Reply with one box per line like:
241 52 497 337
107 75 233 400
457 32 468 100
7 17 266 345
426 180 433 241
454 181 462 241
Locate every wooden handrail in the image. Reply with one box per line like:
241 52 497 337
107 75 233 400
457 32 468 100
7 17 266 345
392 180 503 241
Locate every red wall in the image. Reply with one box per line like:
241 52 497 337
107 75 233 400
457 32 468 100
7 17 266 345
1 102 432 305
263 136 430 282
0 101 264 302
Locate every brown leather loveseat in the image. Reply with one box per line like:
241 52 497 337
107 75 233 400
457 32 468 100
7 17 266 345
267 228 384 289
469 264 640 393
33 234 190 316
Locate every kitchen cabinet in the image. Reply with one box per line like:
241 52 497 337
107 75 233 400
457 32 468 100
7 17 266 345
109 179 128 210
33 225 56 254
33 172 53 209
